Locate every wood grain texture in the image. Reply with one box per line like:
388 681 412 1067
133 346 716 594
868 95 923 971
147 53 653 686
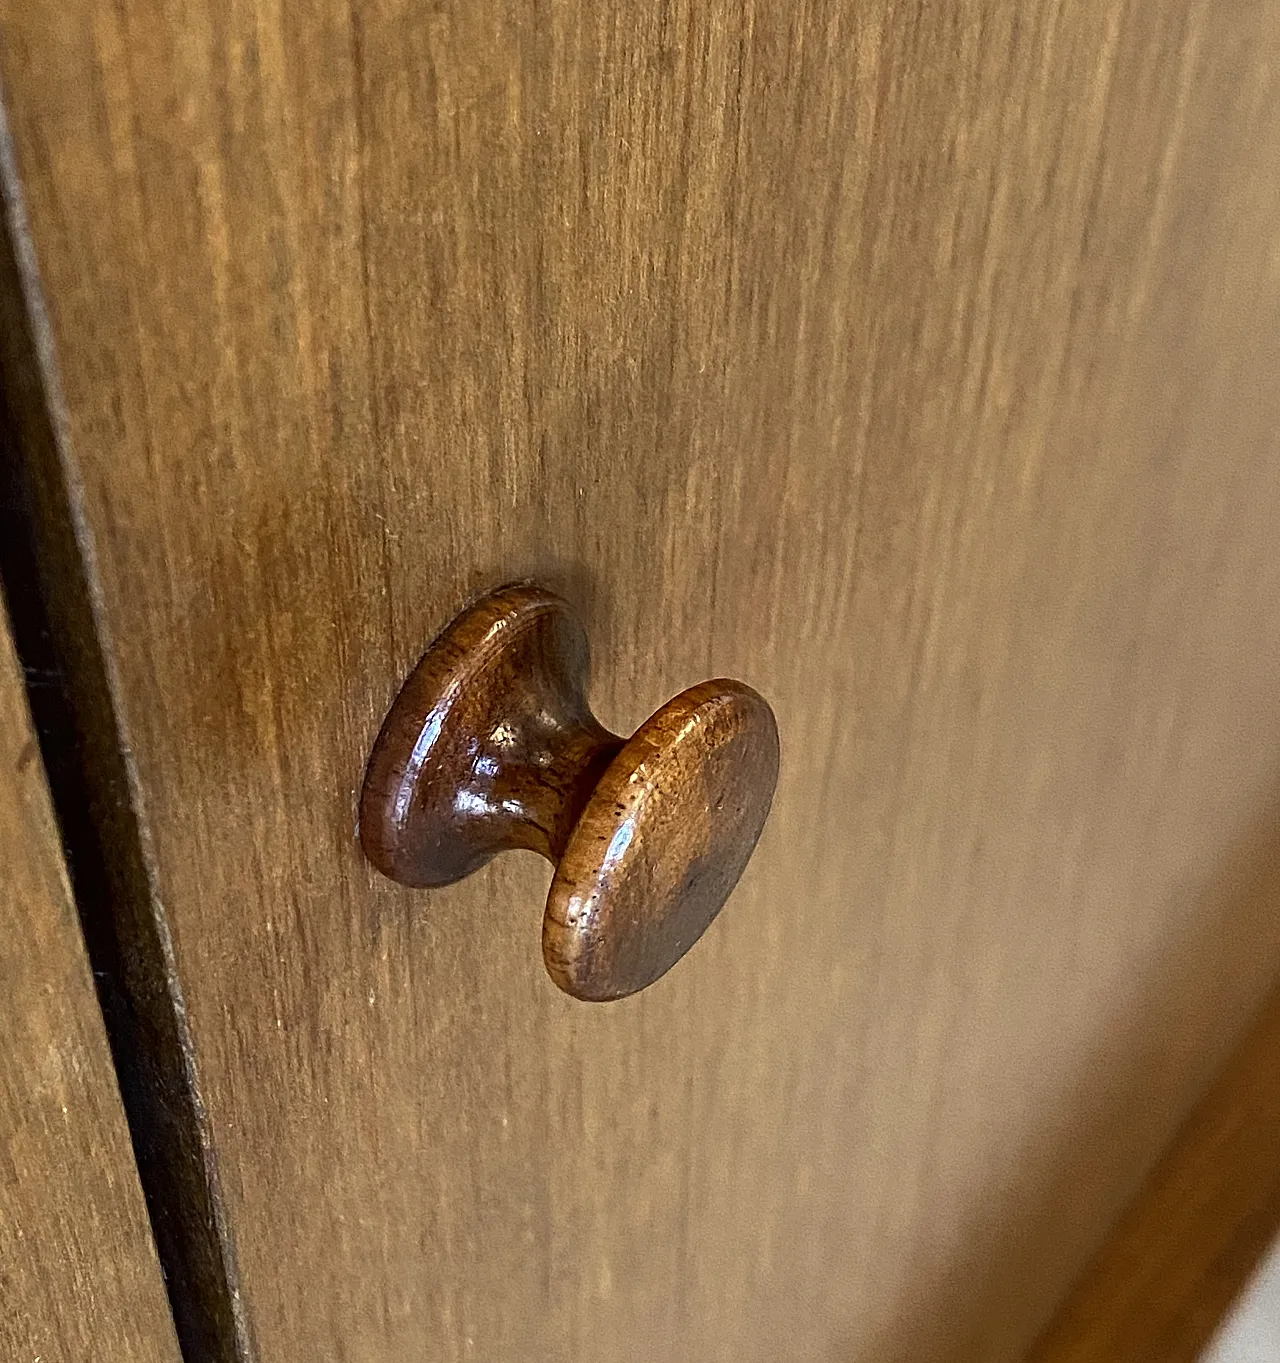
545 674 778 1002
0 121 252 1361
1 1 1280 1360
1030 976 1280 1363
0 602 181 1363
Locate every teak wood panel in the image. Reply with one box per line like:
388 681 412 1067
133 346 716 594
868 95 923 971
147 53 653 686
2 1 1280 1360
0 603 181 1363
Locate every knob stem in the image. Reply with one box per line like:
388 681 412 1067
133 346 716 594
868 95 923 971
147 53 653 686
360 584 622 887
464 707 623 867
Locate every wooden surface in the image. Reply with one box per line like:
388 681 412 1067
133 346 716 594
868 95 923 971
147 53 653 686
0 123 251 1361
1 1 1280 1361
1031 976 1280 1363
545 674 778 1002
0 603 181 1363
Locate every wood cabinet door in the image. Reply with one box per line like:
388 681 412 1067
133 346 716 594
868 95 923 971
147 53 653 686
2 3 1280 1361
0 601 181 1363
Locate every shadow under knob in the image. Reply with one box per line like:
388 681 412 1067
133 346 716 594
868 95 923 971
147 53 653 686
359 583 779 1001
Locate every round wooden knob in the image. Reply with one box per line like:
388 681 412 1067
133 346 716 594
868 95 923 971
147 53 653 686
359 583 779 1001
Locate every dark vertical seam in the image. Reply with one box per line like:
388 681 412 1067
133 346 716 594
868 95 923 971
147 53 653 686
0 87 256 1363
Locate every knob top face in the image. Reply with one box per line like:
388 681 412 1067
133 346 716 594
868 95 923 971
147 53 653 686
544 680 779 1001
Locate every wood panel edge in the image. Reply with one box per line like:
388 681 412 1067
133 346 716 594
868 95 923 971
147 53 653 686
1027 981 1280 1362
0 92 256 1363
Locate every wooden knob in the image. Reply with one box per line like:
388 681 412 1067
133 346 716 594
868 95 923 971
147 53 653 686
359 583 779 1001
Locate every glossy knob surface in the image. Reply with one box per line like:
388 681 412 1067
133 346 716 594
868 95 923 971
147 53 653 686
359 583 779 1001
